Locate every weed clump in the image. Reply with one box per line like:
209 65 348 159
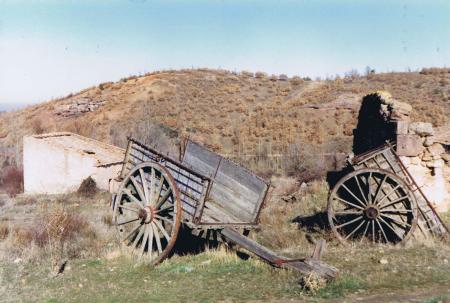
300 273 327 295
0 166 23 197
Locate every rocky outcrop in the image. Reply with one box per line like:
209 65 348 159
54 97 106 117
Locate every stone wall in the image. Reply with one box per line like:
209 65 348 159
355 91 450 212
397 122 450 212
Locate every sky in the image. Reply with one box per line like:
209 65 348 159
0 0 449 106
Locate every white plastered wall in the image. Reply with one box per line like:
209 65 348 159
23 136 121 194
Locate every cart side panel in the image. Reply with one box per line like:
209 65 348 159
182 141 222 178
183 140 268 224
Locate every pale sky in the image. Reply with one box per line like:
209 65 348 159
0 0 449 106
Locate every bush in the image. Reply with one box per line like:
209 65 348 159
77 176 98 198
31 207 91 248
0 166 24 197
9 205 99 264
31 118 45 134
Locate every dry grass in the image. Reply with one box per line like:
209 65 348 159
0 193 113 269
0 223 9 240
255 178 330 255
14 195 37 206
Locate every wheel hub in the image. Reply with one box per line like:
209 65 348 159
138 206 155 223
364 205 379 220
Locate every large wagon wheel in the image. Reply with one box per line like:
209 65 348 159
328 168 417 244
113 162 181 265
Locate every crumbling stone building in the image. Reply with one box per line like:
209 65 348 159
353 91 450 212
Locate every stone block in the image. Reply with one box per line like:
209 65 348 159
427 143 445 157
410 156 421 165
423 136 435 147
422 150 433 161
395 121 409 135
409 122 434 137
442 153 450 163
396 134 424 157
426 159 444 168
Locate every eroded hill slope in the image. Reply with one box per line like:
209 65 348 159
0 68 449 173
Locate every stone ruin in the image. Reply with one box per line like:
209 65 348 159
353 91 450 212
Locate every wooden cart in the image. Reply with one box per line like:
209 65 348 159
327 142 449 244
112 138 338 279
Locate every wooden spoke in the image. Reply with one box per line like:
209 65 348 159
154 176 164 204
129 176 146 203
380 209 413 214
154 220 171 242
139 225 150 256
149 168 156 204
156 188 172 209
156 204 174 214
372 175 388 204
371 220 375 243
123 224 143 243
155 214 174 224
381 214 411 229
334 197 365 211
139 168 150 205
118 217 140 226
118 204 140 213
378 216 404 240
375 219 389 243
379 195 408 209
335 216 363 229
148 223 154 255
132 225 145 248
360 221 370 242
342 184 366 207
354 175 368 204
334 210 362 216
152 223 163 253
344 220 365 240
122 188 144 209
367 172 373 202
376 185 401 206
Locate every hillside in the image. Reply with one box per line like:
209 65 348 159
0 68 449 174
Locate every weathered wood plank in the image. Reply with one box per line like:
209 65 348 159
202 200 248 223
221 228 339 280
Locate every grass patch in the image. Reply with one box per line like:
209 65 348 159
423 296 449 303
316 275 367 298
2 251 304 303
